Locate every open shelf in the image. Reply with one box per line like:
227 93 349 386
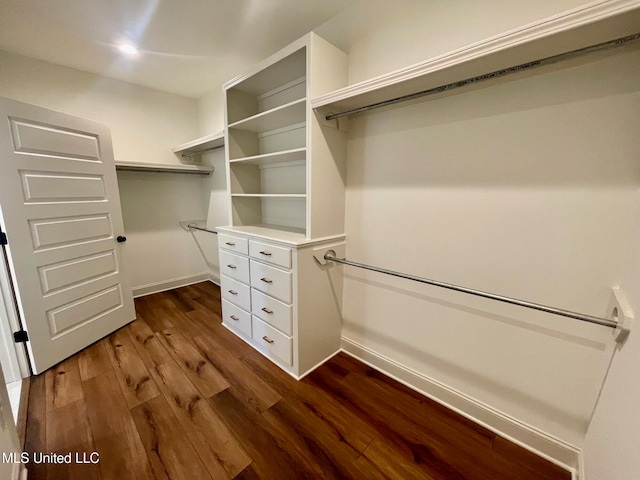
230 147 306 166
311 1 640 117
172 131 225 158
223 32 348 241
231 194 306 198
229 99 306 133
115 161 214 175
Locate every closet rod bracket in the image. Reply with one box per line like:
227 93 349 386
313 243 346 266
315 108 349 132
609 287 633 344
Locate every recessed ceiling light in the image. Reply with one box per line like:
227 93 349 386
117 43 139 56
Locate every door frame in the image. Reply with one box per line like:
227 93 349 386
0 241 31 382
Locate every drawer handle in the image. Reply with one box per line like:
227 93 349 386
260 277 273 284
259 251 272 256
225 242 236 246
262 336 274 344
230 315 239 321
261 307 274 314
228 290 238 295
227 264 237 269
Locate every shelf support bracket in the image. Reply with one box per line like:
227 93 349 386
315 108 348 132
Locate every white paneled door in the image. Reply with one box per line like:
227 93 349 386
0 97 135 374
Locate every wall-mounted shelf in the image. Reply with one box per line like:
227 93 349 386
172 131 225 158
228 99 306 133
311 0 640 118
115 161 214 175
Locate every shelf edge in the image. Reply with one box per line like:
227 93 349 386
311 0 640 110
172 130 225 154
115 161 214 175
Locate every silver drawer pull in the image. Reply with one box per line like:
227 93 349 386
225 242 235 246
262 336 274 344
228 290 238 295
261 307 274 314
227 264 237 269
259 251 272 256
230 315 239 321
260 277 273 284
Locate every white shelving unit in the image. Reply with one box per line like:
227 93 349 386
311 0 640 117
218 32 349 379
223 32 349 241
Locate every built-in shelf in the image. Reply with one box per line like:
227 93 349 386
311 0 640 117
230 147 307 166
172 131 225 158
231 193 306 198
229 98 306 133
115 161 214 175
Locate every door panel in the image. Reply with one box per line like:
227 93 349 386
29 213 113 250
38 250 118 294
0 97 135 374
20 171 107 203
10 117 101 160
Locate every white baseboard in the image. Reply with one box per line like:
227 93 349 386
132 273 218 298
341 336 581 476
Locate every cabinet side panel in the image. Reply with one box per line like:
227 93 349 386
308 33 349 99
295 243 344 375
308 33 348 239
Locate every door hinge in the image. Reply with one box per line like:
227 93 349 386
13 330 29 343
0 232 7 245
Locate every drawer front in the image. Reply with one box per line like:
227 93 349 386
221 299 252 338
220 275 251 312
249 240 292 269
249 260 292 304
251 288 292 336
252 316 292 366
219 250 250 284
219 234 249 255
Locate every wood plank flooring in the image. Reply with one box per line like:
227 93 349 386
24 282 571 480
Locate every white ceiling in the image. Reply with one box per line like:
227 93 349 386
0 0 357 98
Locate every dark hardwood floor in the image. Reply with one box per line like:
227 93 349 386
24 282 570 479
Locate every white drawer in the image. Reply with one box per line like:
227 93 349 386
219 250 250 283
249 240 292 269
250 260 292 304
219 234 249 255
252 316 292 366
221 299 252 338
251 288 292 336
220 275 251 312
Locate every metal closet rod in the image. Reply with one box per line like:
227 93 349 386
325 32 640 121
323 254 617 329
181 144 224 158
187 224 218 235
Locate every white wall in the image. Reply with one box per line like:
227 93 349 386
0 50 216 293
198 88 225 137
583 215 640 476
317 0 595 84
0 50 198 164
315 0 640 459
